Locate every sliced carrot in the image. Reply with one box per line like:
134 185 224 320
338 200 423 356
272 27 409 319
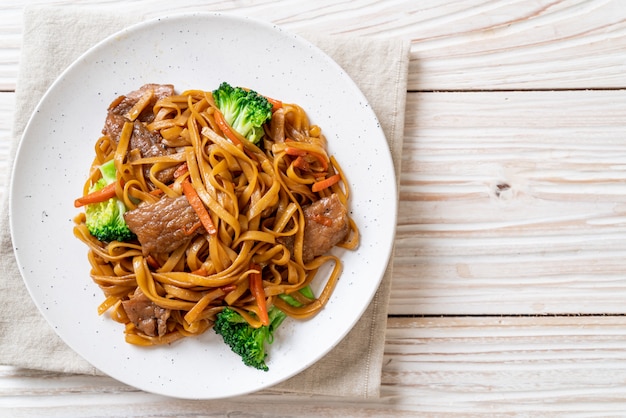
213 109 243 146
292 156 310 171
284 147 307 157
191 267 208 276
182 179 217 235
173 162 188 179
249 263 269 326
74 182 117 207
311 173 341 193
285 147 328 171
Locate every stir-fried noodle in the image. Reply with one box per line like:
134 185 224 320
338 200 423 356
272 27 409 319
73 84 359 346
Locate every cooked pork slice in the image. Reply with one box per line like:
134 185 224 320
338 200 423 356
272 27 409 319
102 113 177 184
102 111 127 144
129 120 178 184
279 194 349 263
122 288 171 337
301 193 349 262
109 83 175 123
102 83 174 140
129 120 170 160
101 84 178 185
123 195 203 255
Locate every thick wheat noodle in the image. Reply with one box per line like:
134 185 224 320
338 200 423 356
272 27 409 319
73 87 359 345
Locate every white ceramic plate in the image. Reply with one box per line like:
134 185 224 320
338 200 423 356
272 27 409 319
10 12 396 399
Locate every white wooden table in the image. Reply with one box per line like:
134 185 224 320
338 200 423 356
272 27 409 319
3 1 626 415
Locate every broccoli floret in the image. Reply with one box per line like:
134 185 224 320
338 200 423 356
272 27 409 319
213 306 287 371
85 160 135 242
212 82 272 146
98 157 117 184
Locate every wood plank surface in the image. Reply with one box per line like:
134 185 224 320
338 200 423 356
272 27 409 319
3 316 626 416
2 0 626 91
393 89 626 315
3 1 626 415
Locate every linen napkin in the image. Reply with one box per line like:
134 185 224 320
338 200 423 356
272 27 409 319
0 6 409 398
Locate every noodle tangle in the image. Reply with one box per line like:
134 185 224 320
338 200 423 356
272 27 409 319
73 85 359 346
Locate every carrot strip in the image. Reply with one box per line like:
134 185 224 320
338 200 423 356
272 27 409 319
284 147 307 157
191 267 208 276
173 162 188 178
74 182 117 207
285 147 328 171
249 263 269 326
311 173 341 193
213 109 243 146
182 179 217 235
293 156 310 171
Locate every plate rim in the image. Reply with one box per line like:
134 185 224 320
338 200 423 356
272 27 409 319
9 11 398 399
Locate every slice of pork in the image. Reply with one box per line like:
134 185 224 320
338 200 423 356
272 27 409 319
102 112 127 144
102 84 178 185
102 114 177 185
280 193 349 263
122 288 171 337
124 195 204 256
109 83 175 123
130 120 178 184
103 83 175 139
302 193 349 262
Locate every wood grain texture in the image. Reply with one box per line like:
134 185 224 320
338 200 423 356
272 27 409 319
2 0 626 91
3 316 626 416
393 89 626 315
3 1 626 415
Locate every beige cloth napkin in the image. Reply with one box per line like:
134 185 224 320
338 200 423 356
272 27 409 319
0 6 409 398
